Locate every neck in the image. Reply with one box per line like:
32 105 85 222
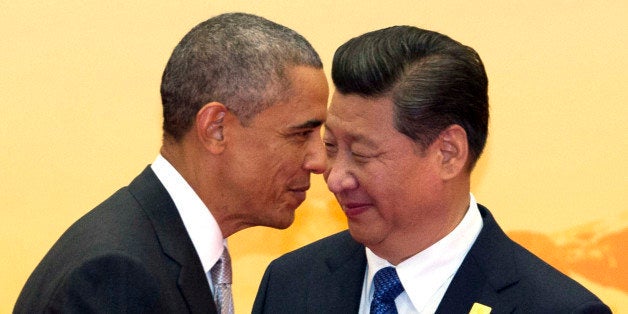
159 140 251 238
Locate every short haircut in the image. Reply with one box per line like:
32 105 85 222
332 26 489 169
161 12 323 140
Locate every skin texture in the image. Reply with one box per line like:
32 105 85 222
162 66 329 237
323 92 470 264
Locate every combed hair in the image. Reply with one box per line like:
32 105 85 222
332 26 489 169
161 12 322 140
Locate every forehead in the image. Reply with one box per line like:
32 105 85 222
326 92 396 138
252 66 328 127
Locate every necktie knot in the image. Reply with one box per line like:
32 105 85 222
370 266 404 314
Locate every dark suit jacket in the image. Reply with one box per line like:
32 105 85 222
14 166 217 313
253 205 611 314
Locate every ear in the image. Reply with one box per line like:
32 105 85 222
437 124 469 179
195 102 228 154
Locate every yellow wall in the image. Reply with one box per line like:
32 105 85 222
1 1 626 312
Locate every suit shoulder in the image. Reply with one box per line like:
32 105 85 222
15 252 160 313
15 186 158 304
513 242 610 311
470 205 609 311
483 228 607 310
269 230 359 266
510 239 602 297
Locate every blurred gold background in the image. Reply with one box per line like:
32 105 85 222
1 1 626 312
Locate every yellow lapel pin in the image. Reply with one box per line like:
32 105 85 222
469 302 492 314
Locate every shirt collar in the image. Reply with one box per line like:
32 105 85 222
365 193 483 311
151 154 225 273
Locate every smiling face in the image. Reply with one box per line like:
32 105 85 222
323 92 454 261
220 66 329 230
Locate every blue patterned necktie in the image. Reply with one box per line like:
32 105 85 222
370 267 404 314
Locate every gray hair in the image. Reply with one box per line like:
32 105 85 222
160 12 322 140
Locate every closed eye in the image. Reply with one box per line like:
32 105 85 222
351 152 371 162
295 130 313 138
288 128 318 142
324 141 337 154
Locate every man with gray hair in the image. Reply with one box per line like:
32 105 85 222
15 12 328 313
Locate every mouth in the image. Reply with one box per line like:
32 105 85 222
340 202 371 218
289 185 310 193
288 186 310 203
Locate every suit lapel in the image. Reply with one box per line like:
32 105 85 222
129 166 216 314
306 231 366 313
436 205 518 314
435 254 487 313
178 263 218 314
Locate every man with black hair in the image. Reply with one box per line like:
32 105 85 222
253 25 610 314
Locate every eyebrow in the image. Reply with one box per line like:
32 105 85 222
290 119 324 130
324 123 379 149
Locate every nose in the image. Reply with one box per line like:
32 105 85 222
303 136 326 174
324 158 358 194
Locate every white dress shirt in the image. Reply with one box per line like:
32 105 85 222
151 155 226 292
358 194 483 314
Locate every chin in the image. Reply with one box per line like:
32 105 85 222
347 226 367 244
347 224 380 247
263 213 296 230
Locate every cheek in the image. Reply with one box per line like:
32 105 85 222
367 163 426 205
356 168 397 205
268 149 303 178
370 183 403 215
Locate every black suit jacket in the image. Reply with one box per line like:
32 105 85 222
253 205 611 314
14 167 217 313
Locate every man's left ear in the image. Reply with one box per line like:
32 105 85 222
196 102 228 154
438 124 469 179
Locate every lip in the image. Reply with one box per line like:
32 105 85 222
289 186 310 203
341 202 371 218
